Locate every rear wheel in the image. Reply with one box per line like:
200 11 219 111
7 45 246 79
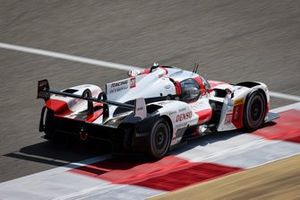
147 118 171 159
243 91 266 130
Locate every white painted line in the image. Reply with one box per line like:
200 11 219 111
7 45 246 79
12 151 70 165
1 42 300 102
0 42 141 71
270 102 300 113
269 91 300 102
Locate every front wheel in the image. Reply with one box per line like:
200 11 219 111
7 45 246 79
243 91 267 130
147 118 171 159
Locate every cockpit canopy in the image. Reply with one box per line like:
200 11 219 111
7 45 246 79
180 78 201 102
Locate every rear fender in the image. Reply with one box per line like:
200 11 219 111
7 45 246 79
152 100 198 145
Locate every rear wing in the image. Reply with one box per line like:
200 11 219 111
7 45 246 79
37 79 147 120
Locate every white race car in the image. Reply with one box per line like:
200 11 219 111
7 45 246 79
37 64 277 158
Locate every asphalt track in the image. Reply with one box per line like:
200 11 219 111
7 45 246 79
0 0 300 198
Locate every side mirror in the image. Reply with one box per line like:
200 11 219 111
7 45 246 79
225 88 234 98
128 70 140 77
201 77 211 92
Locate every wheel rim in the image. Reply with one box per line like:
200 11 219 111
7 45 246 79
250 97 262 121
154 124 168 152
247 94 265 128
150 121 170 158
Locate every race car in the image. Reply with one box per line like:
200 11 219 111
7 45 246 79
37 63 276 159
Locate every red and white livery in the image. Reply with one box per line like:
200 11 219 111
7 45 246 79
37 64 276 158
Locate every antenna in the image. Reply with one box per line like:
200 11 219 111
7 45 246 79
192 63 199 73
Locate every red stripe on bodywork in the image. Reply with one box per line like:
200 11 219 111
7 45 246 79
69 156 242 191
232 104 244 129
175 81 182 96
194 76 206 95
86 103 103 122
195 108 213 124
208 80 226 89
45 99 71 116
253 109 300 144
46 99 103 122
86 109 103 123
143 68 151 74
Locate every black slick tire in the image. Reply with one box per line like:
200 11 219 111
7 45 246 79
147 118 171 159
243 91 267 130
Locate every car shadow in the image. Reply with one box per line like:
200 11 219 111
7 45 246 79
4 121 277 169
4 137 112 167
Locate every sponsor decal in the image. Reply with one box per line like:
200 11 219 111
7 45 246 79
234 98 244 106
176 111 192 122
179 108 187 112
174 122 188 128
109 80 129 93
130 77 136 88
136 107 143 111
225 113 233 124
168 111 177 116
111 80 128 88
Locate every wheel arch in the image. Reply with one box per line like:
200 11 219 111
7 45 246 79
236 81 260 88
236 81 269 112
160 115 173 137
245 87 268 111
236 81 268 101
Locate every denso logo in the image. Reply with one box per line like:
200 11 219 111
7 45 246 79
176 111 192 122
